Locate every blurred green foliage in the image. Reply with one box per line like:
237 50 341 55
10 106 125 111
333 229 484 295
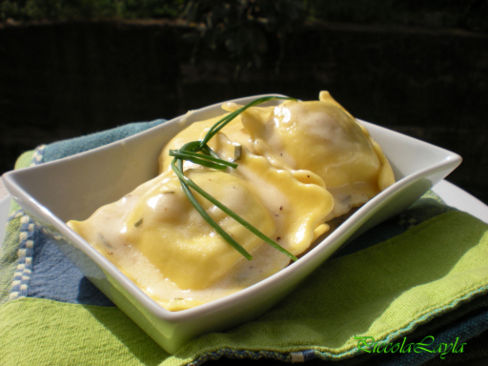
181 0 306 74
0 0 185 22
2 0 484 74
2 0 485 31
1 0 306 74
0 0 304 23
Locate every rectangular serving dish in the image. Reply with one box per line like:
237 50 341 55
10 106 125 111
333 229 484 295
2 94 462 353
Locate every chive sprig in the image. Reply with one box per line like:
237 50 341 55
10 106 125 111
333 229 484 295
170 96 298 262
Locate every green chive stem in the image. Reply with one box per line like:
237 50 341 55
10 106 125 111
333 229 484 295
173 162 298 261
172 159 252 260
169 150 238 169
200 96 294 148
170 96 298 262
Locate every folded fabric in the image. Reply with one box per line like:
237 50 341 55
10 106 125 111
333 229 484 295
1 121 487 366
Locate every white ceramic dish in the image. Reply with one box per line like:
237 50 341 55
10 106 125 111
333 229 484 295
2 94 462 353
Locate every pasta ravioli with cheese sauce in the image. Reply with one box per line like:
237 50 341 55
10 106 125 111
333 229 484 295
68 92 395 311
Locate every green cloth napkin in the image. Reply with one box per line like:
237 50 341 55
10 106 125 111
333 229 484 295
2 207 488 365
1 125 488 365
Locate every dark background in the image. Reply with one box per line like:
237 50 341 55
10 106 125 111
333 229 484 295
1 1 487 202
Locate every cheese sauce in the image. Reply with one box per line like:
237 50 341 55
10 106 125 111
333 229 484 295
68 91 394 311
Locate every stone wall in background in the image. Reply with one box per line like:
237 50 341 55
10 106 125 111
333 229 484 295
0 18 487 202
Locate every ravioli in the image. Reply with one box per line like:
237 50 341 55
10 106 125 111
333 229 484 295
68 91 394 311
236 91 395 218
